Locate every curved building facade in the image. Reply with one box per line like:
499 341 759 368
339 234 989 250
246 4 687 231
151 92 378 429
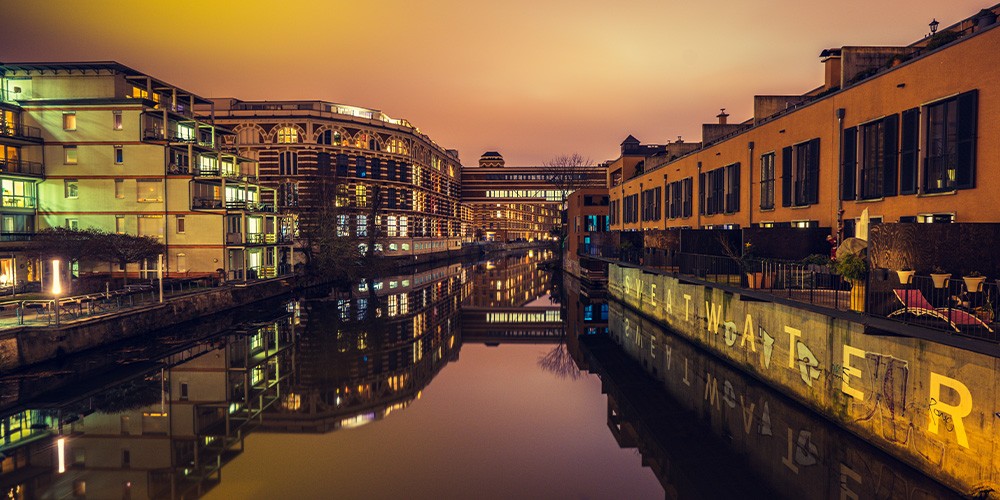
206 99 469 259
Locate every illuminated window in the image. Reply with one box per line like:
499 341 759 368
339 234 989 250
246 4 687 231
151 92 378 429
354 132 370 149
276 126 299 144
355 185 367 207
113 111 123 130
356 157 367 178
64 146 78 164
385 137 409 155
114 178 124 198
137 179 163 203
63 112 77 131
357 214 368 236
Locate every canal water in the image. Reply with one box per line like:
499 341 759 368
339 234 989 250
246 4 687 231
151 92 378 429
0 251 959 499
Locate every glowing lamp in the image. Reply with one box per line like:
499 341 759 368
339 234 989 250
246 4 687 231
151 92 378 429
51 260 62 296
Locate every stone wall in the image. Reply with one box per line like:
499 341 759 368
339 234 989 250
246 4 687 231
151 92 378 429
609 263 1000 497
0 278 293 371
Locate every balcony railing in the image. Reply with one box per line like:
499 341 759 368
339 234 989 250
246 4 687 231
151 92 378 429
192 197 224 210
0 158 44 177
0 232 33 242
0 124 42 142
225 200 275 212
228 233 286 245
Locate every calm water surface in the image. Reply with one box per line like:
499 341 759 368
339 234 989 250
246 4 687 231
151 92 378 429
0 251 960 499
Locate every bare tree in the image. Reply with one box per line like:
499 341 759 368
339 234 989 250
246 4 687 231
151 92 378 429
543 153 593 203
537 341 582 380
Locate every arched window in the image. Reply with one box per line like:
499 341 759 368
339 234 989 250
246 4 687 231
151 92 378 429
279 151 298 176
276 126 300 144
354 132 369 149
385 137 408 155
318 129 345 146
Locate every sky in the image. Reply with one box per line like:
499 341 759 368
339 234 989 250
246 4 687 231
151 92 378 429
0 0 990 165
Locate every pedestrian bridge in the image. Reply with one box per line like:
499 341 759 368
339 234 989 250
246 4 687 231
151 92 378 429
461 307 564 344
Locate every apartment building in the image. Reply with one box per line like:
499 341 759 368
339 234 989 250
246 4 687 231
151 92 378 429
0 61 294 281
0 79 44 287
608 6 1000 237
206 99 468 260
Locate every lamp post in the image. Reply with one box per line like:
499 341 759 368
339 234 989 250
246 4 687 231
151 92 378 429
929 18 939 35
51 259 62 327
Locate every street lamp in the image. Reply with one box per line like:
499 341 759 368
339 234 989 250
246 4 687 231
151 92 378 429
51 259 62 326
930 18 939 35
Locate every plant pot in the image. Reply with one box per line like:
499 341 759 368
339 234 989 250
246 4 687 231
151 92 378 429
963 276 986 292
896 270 915 285
930 273 951 289
848 279 866 312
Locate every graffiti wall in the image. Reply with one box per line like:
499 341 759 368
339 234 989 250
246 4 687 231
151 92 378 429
609 263 1000 497
598 302 958 498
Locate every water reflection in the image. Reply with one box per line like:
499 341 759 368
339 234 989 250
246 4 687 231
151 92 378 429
577 297 959 498
0 302 297 499
260 264 466 433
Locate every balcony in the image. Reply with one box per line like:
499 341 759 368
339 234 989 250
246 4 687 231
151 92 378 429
0 158 44 177
0 124 42 144
0 232 33 242
193 197 224 210
225 200 275 213
227 232 287 246
2 194 36 210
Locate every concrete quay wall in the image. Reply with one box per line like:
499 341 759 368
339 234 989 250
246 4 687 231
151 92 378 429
609 263 1000 497
0 278 293 371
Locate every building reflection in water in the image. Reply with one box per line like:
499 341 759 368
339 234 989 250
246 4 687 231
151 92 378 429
576 299 959 498
0 302 297 499
260 264 467 433
464 249 555 308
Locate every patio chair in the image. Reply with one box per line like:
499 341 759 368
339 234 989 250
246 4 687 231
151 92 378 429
890 289 994 333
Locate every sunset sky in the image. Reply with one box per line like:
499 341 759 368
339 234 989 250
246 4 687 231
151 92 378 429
0 0 990 165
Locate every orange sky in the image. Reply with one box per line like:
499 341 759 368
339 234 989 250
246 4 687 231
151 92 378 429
0 0 990 165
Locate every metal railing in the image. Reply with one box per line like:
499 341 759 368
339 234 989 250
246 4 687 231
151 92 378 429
0 123 42 141
596 244 1000 342
0 158 44 176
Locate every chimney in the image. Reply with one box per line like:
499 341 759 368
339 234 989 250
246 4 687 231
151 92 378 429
819 48 842 91
716 108 729 125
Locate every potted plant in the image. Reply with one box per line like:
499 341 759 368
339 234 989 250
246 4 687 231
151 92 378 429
720 236 760 288
834 253 868 312
963 271 986 292
930 266 951 289
896 266 915 285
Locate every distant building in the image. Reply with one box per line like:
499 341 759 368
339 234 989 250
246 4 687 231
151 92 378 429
0 61 294 282
563 188 610 279
608 6 1000 236
206 99 469 260
462 151 607 242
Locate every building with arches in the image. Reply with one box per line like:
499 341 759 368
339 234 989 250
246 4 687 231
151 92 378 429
206 99 469 260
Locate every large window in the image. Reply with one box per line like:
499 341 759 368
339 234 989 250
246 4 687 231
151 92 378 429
64 179 79 199
783 139 820 207
858 115 898 200
279 151 298 176
137 215 164 240
2 179 35 208
925 90 977 193
640 187 661 222
760 153 775 209
137 179 163 203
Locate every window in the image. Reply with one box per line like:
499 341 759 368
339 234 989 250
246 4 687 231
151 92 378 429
858 115 898 200
899 108 919 195
64 146 78 164
356 185 367 207
176 215 186 233
925 90 977 193
65 218 78 230
336 154 349 176
114 178 124 198
115 215 125 234
760 153 775 209
357 214 368 236
278 151 298 176
276 126 299 144
279 181 299 207
138 215 164 239
917 213 954 224
640 187 661 222
783 139 820 207
113 111 123 130
114 146 124 164
65 179 79 198
63 112 77 131
725 162 740 213
356 156 367 178
704 168 725 215
137 179 163 202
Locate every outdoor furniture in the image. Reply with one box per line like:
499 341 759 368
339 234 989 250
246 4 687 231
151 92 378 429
889 289 994 333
